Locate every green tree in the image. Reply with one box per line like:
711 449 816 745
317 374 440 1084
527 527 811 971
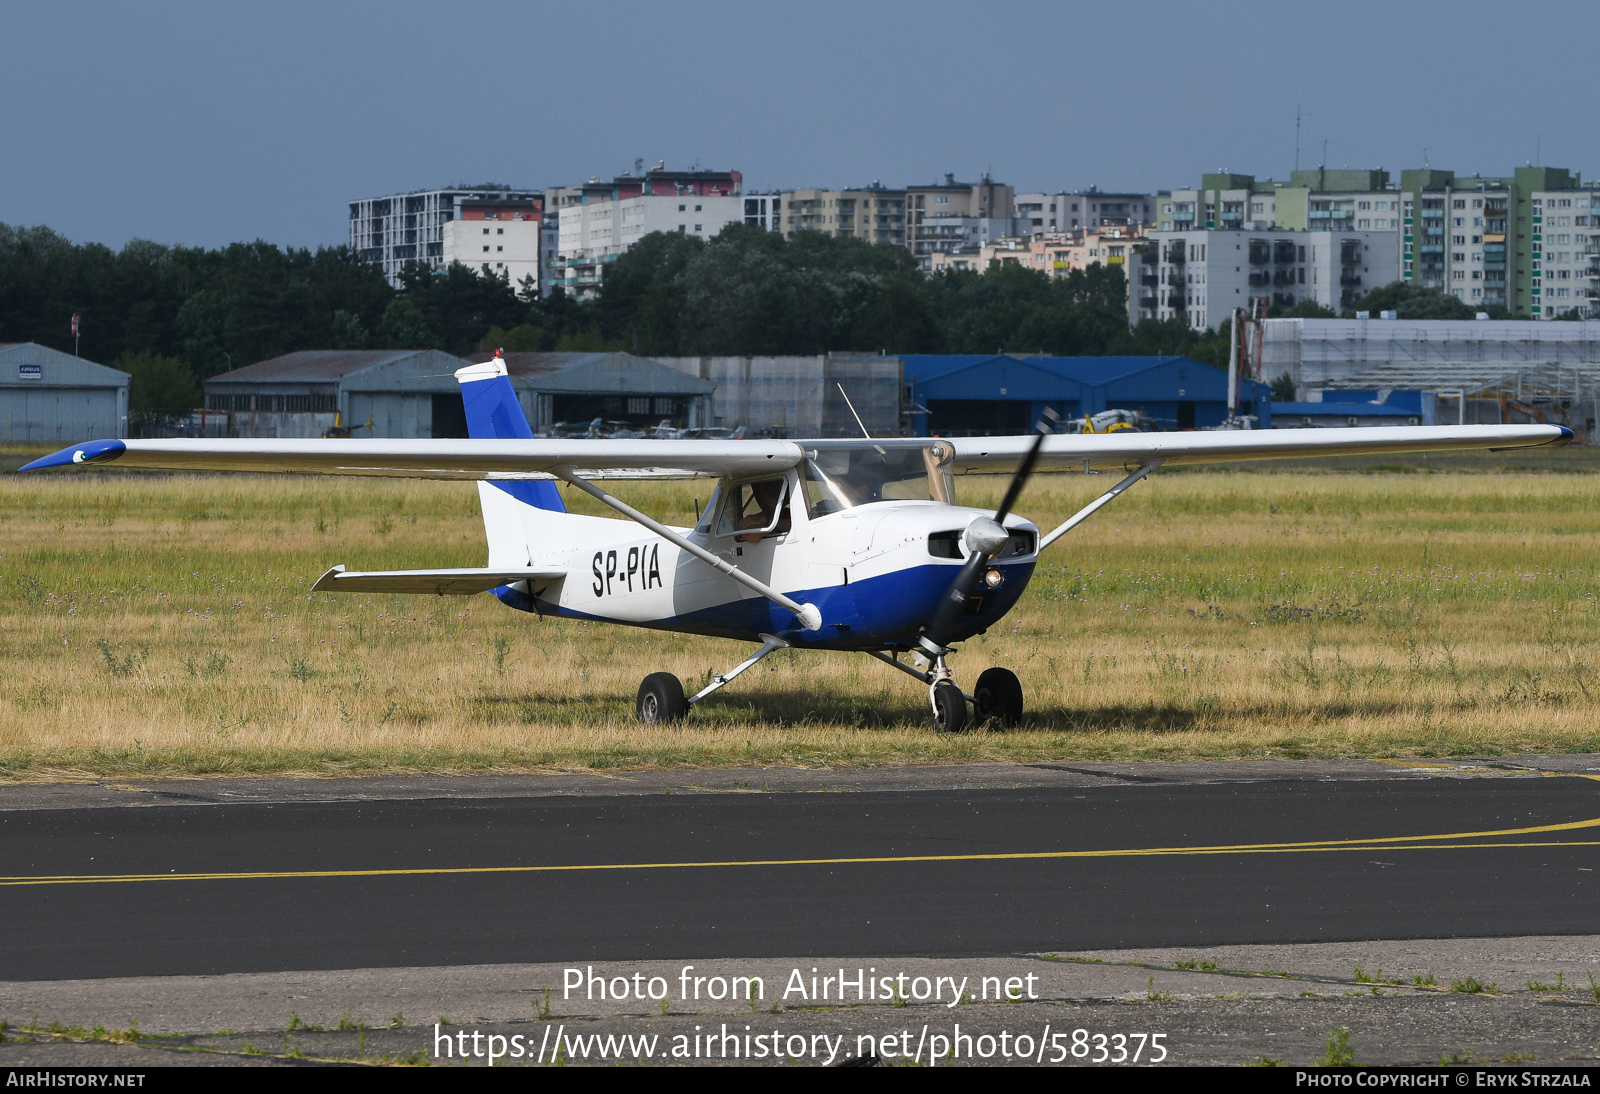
1352 281 1476 320
1274 299 1337 319
119 350 201 428
378 297 431 347
330 309 371 349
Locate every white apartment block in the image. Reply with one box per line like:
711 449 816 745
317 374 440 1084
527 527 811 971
554 193 743 299
1148 229 1400 331
1531 190 1600 319
442 216 541 293
349 187 542 286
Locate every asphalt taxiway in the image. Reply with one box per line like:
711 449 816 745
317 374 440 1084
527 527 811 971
0 756 1596 982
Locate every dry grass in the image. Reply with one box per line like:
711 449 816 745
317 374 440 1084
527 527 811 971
3 446 1600 780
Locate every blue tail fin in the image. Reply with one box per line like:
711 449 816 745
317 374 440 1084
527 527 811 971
454 357 564 512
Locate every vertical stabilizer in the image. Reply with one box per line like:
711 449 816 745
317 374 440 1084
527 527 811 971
456 356 568 589
454 356 565 513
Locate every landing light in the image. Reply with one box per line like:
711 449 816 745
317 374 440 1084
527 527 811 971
983 569 1004 588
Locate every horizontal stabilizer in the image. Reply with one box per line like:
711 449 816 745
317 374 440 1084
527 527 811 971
311 565 564 596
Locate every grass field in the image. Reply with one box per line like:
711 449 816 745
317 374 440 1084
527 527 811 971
3 441 1599 780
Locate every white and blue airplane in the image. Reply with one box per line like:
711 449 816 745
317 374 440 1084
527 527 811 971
22 359 1572 731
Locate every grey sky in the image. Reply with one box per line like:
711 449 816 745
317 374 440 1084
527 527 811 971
1 0 1592 251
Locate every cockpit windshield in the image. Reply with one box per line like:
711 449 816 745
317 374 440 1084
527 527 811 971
800 444 955 518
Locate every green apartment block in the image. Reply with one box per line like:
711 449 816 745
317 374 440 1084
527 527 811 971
1397 166 1599 317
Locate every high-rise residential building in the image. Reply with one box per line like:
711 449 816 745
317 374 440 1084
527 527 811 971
905 174 1015 269
780 186 906 244
1013 190 1156 235
548 167 743 299
1397 166 1600 319
1147 229 1399 331
441 206 542 292
349 187 543 287
1532 184 1600 320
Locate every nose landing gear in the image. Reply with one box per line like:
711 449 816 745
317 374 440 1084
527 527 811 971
868 650 1024 732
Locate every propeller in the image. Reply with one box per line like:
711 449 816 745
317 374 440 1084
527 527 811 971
918 409 1058 657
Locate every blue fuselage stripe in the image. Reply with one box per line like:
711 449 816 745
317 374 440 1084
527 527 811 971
511 559 1035 649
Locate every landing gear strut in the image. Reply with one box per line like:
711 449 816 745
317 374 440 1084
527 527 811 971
636 634 791 725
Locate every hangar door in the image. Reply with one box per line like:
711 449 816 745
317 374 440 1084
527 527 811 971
927 399 1079 436
0 387 122 442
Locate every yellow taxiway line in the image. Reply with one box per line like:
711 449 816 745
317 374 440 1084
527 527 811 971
2 816 1597 888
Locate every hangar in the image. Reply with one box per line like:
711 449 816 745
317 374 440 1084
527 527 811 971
205 348 713 438
0 342 129 442
205 350 473 438
902 354 1272 435
654 354 902 437
460 351 714 433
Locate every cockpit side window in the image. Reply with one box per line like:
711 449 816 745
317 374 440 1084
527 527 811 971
715 478 792 541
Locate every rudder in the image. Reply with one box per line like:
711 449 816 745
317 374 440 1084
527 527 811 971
454 356 565 513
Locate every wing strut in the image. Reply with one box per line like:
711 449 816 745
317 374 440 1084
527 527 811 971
556 471 823 632
1037 460 1163 552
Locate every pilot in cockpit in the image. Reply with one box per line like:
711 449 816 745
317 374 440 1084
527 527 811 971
737 479 792 543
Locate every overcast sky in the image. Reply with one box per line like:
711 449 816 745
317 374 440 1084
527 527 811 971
1 0 1593 251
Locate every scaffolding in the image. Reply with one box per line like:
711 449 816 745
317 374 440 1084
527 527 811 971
1327 360 1600 436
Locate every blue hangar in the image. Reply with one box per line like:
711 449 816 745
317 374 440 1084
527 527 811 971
902 355 1272 436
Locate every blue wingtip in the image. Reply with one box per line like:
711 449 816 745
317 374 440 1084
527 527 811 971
19 439 126 471
1559 426 1576 444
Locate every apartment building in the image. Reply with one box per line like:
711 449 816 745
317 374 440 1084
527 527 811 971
549 168 743 299
1397 166 1599 319
1147 229 1399 331
349 187 543 286
1013 190 1156 235
1534 186 1600 319
1158 173 1280 233
780 186 906 245
441 205 542 292
905 174 1015 269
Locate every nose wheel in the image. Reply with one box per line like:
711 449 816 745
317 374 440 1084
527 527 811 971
931 681 967 733
871 650 1024 732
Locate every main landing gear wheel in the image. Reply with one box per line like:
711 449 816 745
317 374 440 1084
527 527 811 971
932 681 967 734
637 672 687 725
973 667 1024 728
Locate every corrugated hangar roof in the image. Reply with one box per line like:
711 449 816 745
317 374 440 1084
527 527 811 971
0 342 130 387
463 350 634 377
463 350 713 394
208 350 431 384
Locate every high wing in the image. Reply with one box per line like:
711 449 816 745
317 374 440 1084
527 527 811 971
19 437 803 480
931 424 1573 473
19 424 1572 482
310 565 564 596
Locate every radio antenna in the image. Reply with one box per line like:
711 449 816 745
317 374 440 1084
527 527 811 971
837 383 872 439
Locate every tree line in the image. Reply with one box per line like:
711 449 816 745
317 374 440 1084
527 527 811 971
0 219 1489 426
